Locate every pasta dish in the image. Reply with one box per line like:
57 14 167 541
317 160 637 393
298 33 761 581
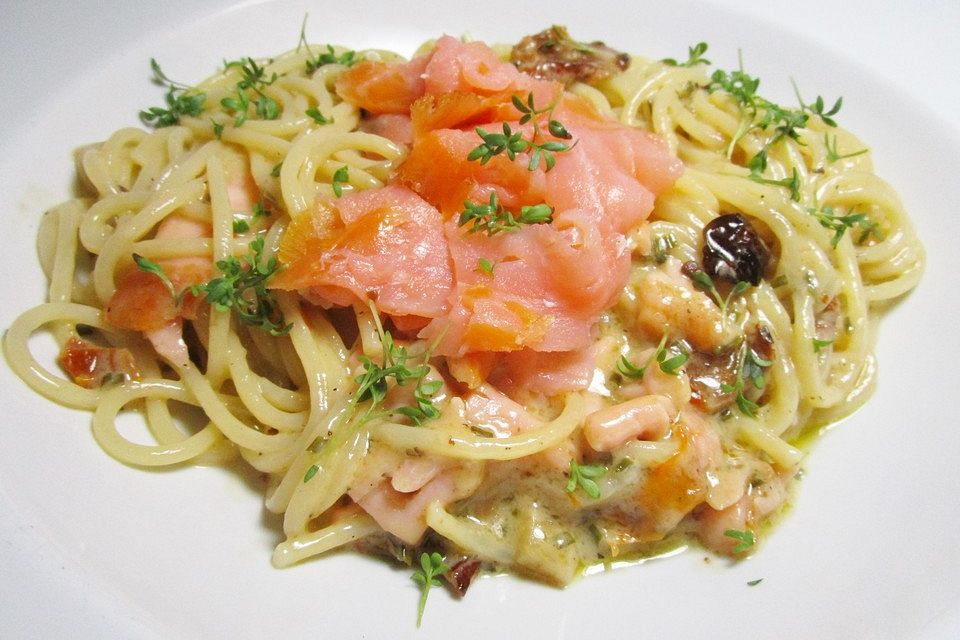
4 25 923 623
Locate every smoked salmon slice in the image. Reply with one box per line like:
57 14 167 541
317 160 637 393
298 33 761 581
280 36 683 373
334 56 430 115
272 185 453 319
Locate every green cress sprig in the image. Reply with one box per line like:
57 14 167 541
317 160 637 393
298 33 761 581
749 167 801 201
412 552 448 628
467 92 576 172
306 106 334 125
220 57 281 127
297 15 358 73
688 267 751 322
651 232 677 264
707 57 843 174
669 42 847 199
475 257 497 277
720 343 772 417
724 528 756 554
331 166 349 197
808 205 882 248
662 41 711 67
617 334 689 380
301 307 443 485
824 133 868 163
139 59 206 127
812 338 834 352
457 192 554 235
351 302 442 426
132 254 177 298
132 234 290 336
565 459 608 499
190 234 291 336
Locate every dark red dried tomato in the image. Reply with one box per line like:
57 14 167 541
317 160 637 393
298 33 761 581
702 213 770 286
445 557 482 597
511 26 630 87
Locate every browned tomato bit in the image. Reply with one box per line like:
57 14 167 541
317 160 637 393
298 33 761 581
59 336 140 388
687 325 774 414
444 557 483 597
511 25 629 87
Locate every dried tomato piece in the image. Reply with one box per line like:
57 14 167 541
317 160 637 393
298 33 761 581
59 336 140 388
444 557 482 597
511 26 629 87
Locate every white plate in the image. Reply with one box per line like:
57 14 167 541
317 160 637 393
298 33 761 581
2 1 958 638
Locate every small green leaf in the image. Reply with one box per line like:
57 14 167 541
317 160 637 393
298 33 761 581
566 460 607 499
662 41 711 67
306 106 333 125
332 165 349 197
412 551 449 627
812 338 834 352
132 253 176 298
659 351 688 375
724 528 755 554
476 257 496 276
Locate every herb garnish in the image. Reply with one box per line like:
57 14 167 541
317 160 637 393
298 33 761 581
352 305 441 426
412 552 448 628
824 133 868 164
298 16 358 73
808 206 876 248
565 459 607 499
856 218 884 245
617 334 688 380
306 106 333 125
769 274 789 288
139 59 206 127
132 235 290 336
467 92 575 171
720 344 772 417
724 528 756 554
308 45 357 72
747 578 764 586
190 234 291 335
476 258 497 276
792 80 843 127
662 41 710 68
220 57 280 127
331 166 349 197
689 268 750 320
132 254 177 298
651 233 677 264
812 338 834 352
749 167 801 201
457 192 554 235
392 378 443 426
693 47 844 176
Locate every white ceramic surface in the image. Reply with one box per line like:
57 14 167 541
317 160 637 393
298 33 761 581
1 1 958 638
